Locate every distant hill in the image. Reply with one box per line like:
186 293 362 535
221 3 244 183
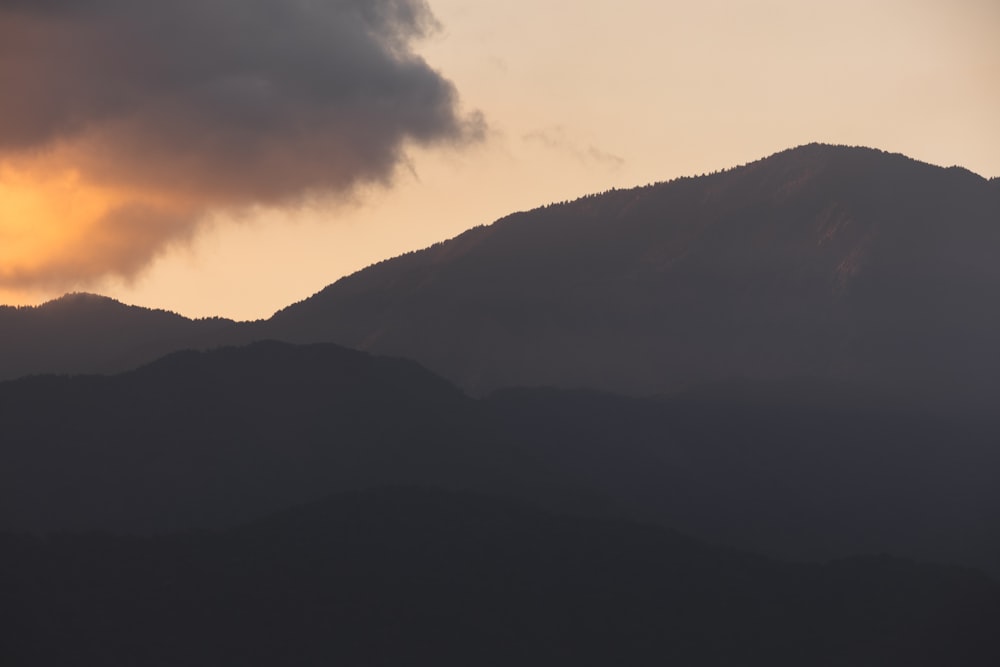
3 341 999 575
0 341 550 534
2 144 997 408
0 293 244 380
4 487 999 666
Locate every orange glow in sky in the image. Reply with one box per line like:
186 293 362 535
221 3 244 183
0 157 195 293
0 163 112 283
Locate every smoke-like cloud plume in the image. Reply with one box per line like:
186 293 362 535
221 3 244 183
0 0 483 287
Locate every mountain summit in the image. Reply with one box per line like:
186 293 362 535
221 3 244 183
0 293 240 380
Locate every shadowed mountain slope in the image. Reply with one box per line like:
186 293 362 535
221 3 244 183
265 144 1000 405
0 341 559 535
2 341 999 575
487 384 1000 575
3 488 999 667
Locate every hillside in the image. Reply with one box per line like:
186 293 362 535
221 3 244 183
4 488 999 666
2 341 998 575
265 144 1000 405
0 341 543 534
0 293 244 380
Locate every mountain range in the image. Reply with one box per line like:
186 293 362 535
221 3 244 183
3 144 999 409
3 340 998 576
3 143 999 664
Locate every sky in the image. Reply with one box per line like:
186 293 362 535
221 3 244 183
1 0 998 320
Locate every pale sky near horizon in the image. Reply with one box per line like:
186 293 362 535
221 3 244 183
1 0 998 320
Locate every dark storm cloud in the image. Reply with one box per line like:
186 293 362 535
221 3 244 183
0 0 483 201
0 0 483 288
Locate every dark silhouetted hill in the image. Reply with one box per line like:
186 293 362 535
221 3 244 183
0 293 246 380
2 341 999 575
3 487 999 666
263 144 1000 407
486 384 1000 575
0 341 572 535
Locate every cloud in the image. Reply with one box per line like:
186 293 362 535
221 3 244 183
0 0 483 287
523 126 625 169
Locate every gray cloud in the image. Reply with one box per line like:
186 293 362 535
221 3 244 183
0 0 483 286
1 0 485 198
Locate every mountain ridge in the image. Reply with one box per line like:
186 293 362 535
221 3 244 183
0 291 245 380
3 339 999 574
2 143 998 409
262 142 1000 403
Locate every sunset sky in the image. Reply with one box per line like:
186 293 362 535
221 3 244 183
1 0 998 320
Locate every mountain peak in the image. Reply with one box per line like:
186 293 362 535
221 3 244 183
0 292 240 382
266 144 1000 403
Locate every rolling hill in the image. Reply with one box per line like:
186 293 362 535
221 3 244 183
3 341 998 575
4 487 999 666
0 293 243 380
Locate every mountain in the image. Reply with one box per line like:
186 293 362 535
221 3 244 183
2 144 997 408
4 487 999 666
3 341 999 575
5 147 998 664
0 293 244 380
263 144 1000 405
0 341 570 535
